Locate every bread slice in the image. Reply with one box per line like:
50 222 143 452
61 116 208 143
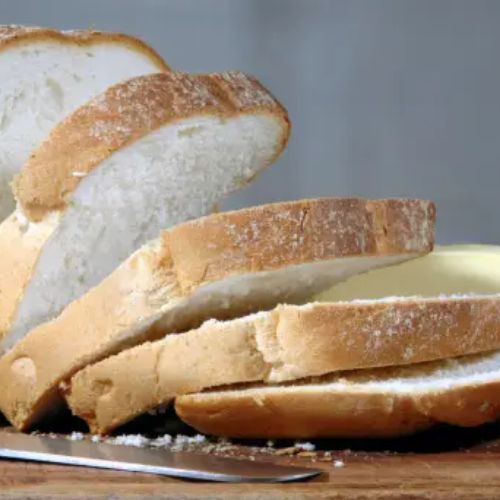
314 244 500 301
0 197 434 430
175 347 500 439
0 25 168 219
0 71 289 350
66 289 500 434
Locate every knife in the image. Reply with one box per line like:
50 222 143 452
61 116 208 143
0 432 322 482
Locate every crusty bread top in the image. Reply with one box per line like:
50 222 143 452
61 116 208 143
165 198 435 293
262 295 500 380
0 25 168 70
14 71 290 221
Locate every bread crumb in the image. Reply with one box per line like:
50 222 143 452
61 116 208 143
68 432 84 441
294 441 315 451
150 435 173 447
108 434 149 447
334 459 345 468
480 401 490 412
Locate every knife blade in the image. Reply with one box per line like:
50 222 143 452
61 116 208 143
0 432 322 482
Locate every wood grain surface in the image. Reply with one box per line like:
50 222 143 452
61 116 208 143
2 420 500 499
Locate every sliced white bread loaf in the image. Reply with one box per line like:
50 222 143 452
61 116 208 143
175 348 500 439
0 198 435 430
68 294 500 434
0 25 168 218
0 71 289 350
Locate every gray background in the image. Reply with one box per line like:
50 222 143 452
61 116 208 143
2 0 499 243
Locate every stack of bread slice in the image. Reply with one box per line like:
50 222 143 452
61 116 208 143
0 197 434 430
1 25 499 441
0 28 290 349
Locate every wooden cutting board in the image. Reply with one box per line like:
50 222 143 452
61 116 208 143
2 422 500 499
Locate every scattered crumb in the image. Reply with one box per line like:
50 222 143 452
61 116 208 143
51 432 350 464
170 434 207 452
71 171 87 177
150 435 173 448
108 434 149 448
294 441 315 452
479 401 490 412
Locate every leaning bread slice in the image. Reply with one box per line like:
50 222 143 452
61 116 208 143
66 293 500 434
0 197 434 430
0 25 168 218
0 70 290 350
175 346 500 438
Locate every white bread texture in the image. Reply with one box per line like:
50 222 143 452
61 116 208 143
68 293 500 434
0 25 168 218
0 71 290 351
0 197 435 430
175 347 500 439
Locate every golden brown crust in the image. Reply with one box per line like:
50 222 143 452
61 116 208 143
68 294 500 434
165 198 435 293
0 25 168 70
14 71 289 221
267 296 500 379
0 240 177 430
175 362 500 439
176 387 432 438
0 198 434 430
67 319 267 433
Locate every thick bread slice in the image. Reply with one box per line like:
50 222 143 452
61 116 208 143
66 292 500 434
315 244 500 301
175 348 500 439
0 25 168 218
0 197 434 430
0 71 289 348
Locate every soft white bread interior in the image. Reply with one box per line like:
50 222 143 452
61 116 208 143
68 293 500 434
315 244 500 301
0 25 168 218
0 197 435 430
0 71 290 350
175 348 500 439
